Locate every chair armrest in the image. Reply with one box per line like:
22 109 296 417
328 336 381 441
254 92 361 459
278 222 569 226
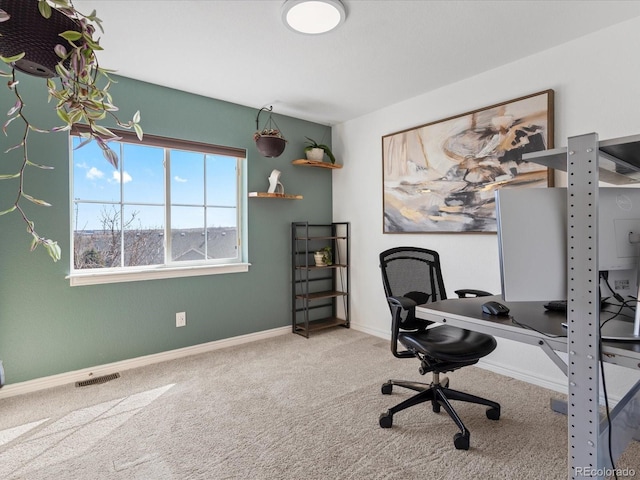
454 289 492 298
387 295 425 358
387 295 417 310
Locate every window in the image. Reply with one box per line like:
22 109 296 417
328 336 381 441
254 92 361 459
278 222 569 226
69 126 247 285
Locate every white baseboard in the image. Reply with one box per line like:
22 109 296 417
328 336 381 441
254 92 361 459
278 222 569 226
477 358 567 394
0 326 290 399
350 321 390 340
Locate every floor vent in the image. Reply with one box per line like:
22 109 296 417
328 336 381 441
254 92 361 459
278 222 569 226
75 373 120 388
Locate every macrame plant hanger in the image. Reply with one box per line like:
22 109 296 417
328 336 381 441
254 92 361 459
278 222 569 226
254 106 286 158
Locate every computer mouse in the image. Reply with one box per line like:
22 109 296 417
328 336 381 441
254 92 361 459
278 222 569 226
482 301 510 316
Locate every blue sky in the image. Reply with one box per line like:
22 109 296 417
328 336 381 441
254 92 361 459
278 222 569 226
72 138 238 231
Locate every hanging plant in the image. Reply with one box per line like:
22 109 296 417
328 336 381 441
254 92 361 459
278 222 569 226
253 106 286 158
0 0 142 261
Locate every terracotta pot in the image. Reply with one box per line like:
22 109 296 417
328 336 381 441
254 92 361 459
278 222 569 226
255 135 286 158
0 0 80 78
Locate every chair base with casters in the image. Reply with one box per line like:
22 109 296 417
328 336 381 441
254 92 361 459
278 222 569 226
379 371 500 450
378 247 501 450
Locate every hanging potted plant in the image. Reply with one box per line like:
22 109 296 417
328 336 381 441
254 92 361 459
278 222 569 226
0 0 142 261
254 105 286 158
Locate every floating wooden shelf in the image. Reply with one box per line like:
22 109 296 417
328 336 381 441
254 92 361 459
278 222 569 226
292 159 342 169
249 192 303 199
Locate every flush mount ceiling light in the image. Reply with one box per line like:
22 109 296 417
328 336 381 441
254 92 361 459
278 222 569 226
281 0 346 35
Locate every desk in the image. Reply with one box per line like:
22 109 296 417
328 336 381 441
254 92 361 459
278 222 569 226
416 295 640 479
416 295 640 371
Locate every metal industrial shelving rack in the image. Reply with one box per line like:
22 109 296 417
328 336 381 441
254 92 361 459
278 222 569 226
291 222 350 337
524 132 640 480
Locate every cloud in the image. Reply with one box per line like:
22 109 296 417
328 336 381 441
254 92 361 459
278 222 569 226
86 167 104 180
112 170 132 184
174 176 188 183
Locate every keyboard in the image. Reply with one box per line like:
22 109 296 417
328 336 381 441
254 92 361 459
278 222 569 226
543 299 609 313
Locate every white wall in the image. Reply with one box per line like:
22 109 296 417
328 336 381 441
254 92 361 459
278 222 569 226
332 16 640 398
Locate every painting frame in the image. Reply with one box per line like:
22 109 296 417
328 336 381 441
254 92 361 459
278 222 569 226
382 89 554 234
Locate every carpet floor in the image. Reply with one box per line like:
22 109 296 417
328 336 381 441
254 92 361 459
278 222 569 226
0 328 638 479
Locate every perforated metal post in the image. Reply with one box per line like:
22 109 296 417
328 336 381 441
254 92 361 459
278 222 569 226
566 133 602 479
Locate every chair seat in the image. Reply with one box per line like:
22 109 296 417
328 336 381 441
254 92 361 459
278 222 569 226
399 325 497 363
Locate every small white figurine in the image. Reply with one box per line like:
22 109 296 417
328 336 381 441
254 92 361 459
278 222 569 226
267 169 284 194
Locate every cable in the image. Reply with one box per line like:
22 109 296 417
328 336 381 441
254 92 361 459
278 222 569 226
598 337 617 480
600 271 625 304
600 294 632 474
510 316 567 338
600 301 635 328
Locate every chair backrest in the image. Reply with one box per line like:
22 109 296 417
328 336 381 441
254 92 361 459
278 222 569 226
379 247 448 351
379 246 448 307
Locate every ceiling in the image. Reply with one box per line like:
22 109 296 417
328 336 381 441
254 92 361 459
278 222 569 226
73 0 640 126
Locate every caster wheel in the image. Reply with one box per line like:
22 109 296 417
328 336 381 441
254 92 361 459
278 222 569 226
454 432 470 450
379 411 393 428
432 401 441 413
486 407 500 420
381 383 393 395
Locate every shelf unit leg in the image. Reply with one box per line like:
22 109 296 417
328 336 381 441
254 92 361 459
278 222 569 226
566 133 603 479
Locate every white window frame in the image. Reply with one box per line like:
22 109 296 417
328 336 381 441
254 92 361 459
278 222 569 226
67 126 249 286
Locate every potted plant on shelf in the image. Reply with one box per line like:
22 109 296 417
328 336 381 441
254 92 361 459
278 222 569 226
0 0 142 261
313 246 332 267
304 137 336 164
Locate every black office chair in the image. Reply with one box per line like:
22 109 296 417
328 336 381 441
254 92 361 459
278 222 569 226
378 247 500 450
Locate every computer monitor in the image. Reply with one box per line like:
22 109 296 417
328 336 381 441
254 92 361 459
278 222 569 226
495 186 640 340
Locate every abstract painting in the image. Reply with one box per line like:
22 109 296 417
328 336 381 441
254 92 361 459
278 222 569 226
382 89 554 233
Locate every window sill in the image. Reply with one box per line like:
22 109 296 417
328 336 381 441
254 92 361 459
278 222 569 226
67 263 251 286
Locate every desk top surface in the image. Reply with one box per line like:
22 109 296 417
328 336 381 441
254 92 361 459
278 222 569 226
416 295 640 359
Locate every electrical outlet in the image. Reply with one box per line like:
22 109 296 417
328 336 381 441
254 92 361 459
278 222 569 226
176 312 186 327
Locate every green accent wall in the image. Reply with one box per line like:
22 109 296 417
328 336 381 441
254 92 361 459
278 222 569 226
0 73 333 383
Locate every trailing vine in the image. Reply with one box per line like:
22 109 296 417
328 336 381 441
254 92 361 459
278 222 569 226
0 0 142 261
